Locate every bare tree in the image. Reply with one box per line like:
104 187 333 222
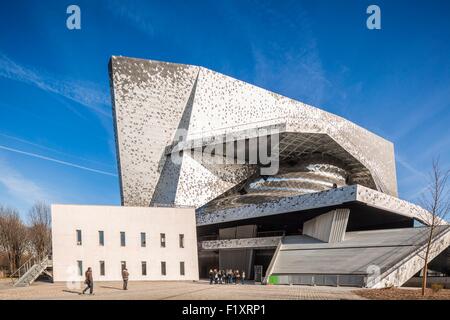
419 158 450 296
27 201 51 257
0 206 29 273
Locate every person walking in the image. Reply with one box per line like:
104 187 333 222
241 271 246 285
209 268 214 285
122 268 129 290
81 267 94 295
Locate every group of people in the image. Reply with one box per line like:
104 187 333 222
81 267 129 295
208 268 246 285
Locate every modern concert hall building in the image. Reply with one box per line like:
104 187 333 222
50 56 450 287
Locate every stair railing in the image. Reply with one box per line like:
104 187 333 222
9 252 49 285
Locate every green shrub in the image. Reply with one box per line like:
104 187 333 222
268 275 279 285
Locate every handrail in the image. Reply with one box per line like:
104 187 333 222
9 252 49 285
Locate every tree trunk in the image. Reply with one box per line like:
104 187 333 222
421 229 433 296
14 252 21 274
421 260 428 296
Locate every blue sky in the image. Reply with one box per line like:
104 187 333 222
0 0 449 217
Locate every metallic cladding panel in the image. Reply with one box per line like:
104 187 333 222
196 185 438 227
109 56 199 206
109 56 399 208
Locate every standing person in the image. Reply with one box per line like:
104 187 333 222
235 270 241 285
214 269 218 284
81 267 93 295
222 270 226 284
122 268 129 290
241 271 246 285
209 269 214 285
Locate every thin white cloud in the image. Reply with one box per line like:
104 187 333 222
0 158 51 205
0 133 116 171
0 52 111 117
246 5 337 108
0 145 117 177
390 86 450 141
396 153 432 202
396 154 427 180
252 45 329 107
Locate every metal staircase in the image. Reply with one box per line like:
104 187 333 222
10 254 53 287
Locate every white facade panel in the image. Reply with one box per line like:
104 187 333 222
51 204 199 282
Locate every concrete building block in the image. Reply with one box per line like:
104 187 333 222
51 205 199 282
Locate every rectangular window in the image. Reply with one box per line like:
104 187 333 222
179 234 184 248
77 260 83 276
141 232 146 247
180 261 185 276
161 261 166 276
99 231 104 246
120 231 126 247
121 261 126 271
141 261 147 276
76 230 82 245
160 233 166 248
100 261 105 276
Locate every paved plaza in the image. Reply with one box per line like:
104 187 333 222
0 280 363 300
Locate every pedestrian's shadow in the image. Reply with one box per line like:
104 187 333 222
62 289 81 295
100 286 123 291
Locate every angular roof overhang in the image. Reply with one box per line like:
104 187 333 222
196 185 445 227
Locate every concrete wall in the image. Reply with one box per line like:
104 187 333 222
51 205 199 282
303 209 349 243
201 236 281 250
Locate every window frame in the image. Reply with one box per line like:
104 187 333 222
179 234 185 248
120 231 126 247
161 261 166 276
180 261 185 276
160 233 166 248
77 260 83 276
99 260 105 276
99 230 104 246
76 229 82 246
140 232 146 247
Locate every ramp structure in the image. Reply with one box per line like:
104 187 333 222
265 226 450 287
